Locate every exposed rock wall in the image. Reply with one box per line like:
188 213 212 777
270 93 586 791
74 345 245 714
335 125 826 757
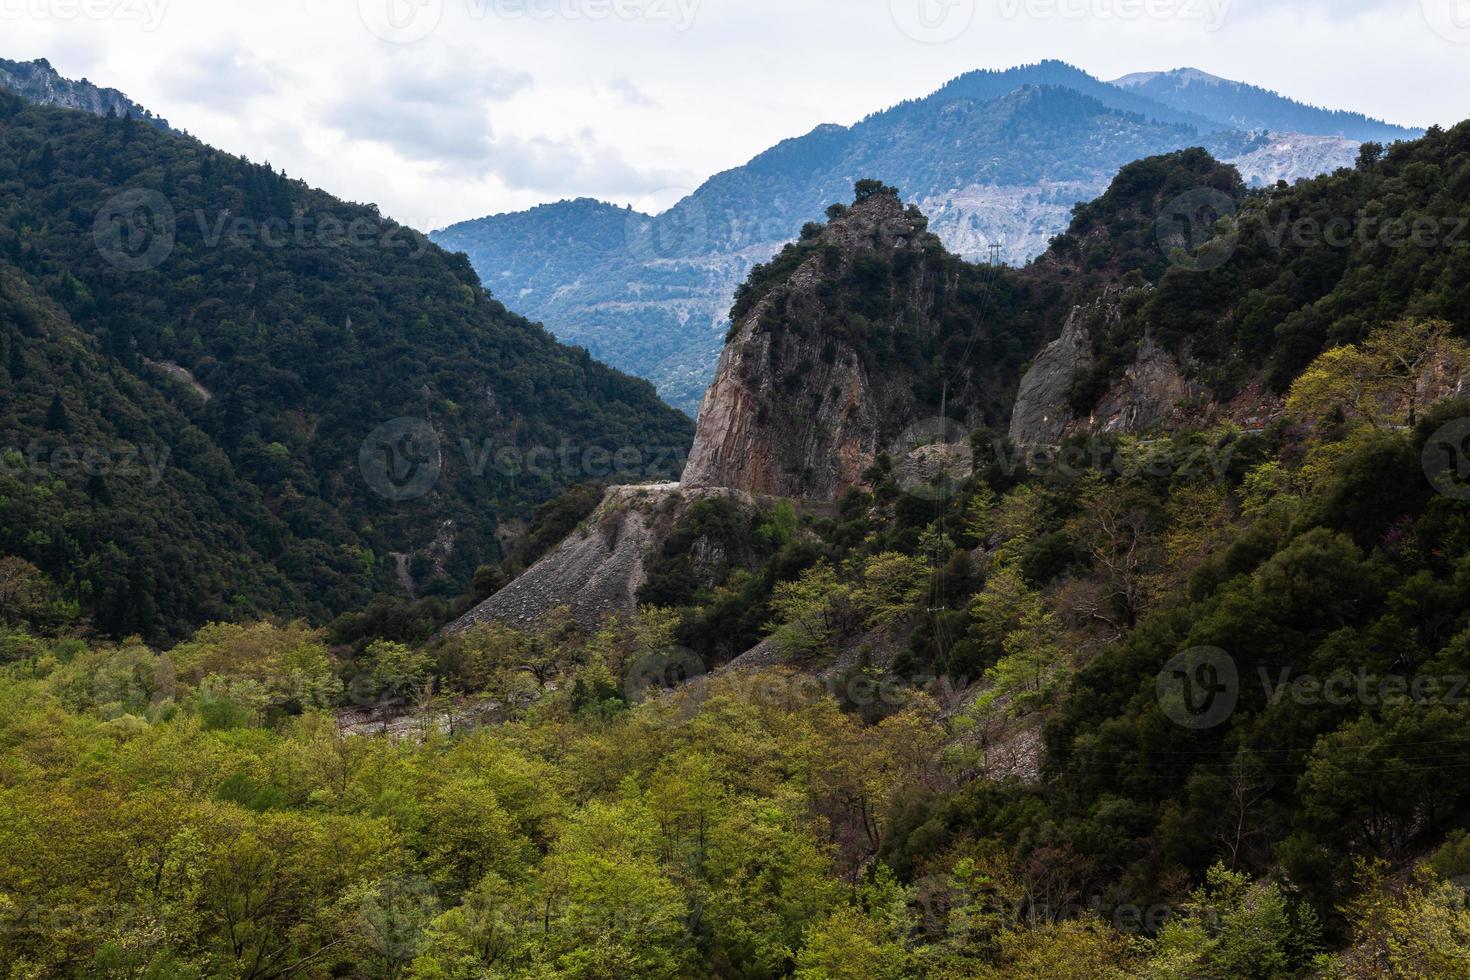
0 58 168 128
1010 291 1281 445
1090 332 1203 434
682 192 993 501
1008 296 1108 445
446 483 761 632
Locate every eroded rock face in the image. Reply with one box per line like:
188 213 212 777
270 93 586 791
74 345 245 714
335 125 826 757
446 484 759 632
1091 332 1203 434
0 58 167 128
1010 291 1279 443
682 192 979 501
1008 297 1107 445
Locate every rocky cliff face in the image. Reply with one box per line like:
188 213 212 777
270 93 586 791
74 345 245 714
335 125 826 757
681 189 1021 501
1008 293 1114 445
1009 289 1282 445
0 58 168 128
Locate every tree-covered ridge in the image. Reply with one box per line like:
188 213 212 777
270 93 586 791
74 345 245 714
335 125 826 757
0 90 693 642
1112 67 1421 142
0 267 308 637
8 339 1470 974
1052 121 1470 400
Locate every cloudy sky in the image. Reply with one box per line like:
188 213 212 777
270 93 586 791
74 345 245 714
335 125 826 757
3 0 1467 231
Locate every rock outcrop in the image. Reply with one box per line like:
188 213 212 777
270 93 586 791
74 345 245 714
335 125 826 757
446 484 761 633
1010 292 1280 444
0 58 168 128
1008 295 1111 445
1090 332 1202 434
682 189 1020 501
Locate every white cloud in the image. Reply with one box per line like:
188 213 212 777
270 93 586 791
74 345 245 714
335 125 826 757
609 76 657 107
0 0 1462 233
156 39 281 109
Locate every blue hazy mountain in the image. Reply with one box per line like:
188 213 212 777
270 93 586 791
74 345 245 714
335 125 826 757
1111 67 1417 141
433 61 1422 414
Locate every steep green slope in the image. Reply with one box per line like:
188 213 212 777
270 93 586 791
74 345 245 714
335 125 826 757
1066 126 1470 400
0 91 692 642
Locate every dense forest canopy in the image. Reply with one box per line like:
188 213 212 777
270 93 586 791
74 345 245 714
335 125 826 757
6 73 1470 978
0 90 692 643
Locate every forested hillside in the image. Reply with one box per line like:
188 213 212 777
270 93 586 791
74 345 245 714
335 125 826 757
0 90 692 642
4 95 1470 977
1057 125 1470 401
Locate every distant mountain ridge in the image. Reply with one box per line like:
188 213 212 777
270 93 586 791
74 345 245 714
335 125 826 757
1110 67 1415 141
0 56 168 129
432 61 1425 414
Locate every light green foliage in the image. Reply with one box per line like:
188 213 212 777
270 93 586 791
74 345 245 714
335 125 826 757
1325 860 1470 978
756 499 800 549
963 483 998 544
769 564 854 659
968 562 1044 655
1140 864 1310 979
994 484 1047 549
794 905 909 980
978 601 1067 714
1288 318 1470 429
852 552 929 630
363 639 436 701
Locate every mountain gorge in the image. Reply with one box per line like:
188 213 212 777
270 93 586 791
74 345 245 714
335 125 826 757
7 42 1470 977
456 119 1470 641
433 61 1422 414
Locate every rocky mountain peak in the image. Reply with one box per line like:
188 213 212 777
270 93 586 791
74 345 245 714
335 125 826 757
681 183 1023 501
0 57 168 128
